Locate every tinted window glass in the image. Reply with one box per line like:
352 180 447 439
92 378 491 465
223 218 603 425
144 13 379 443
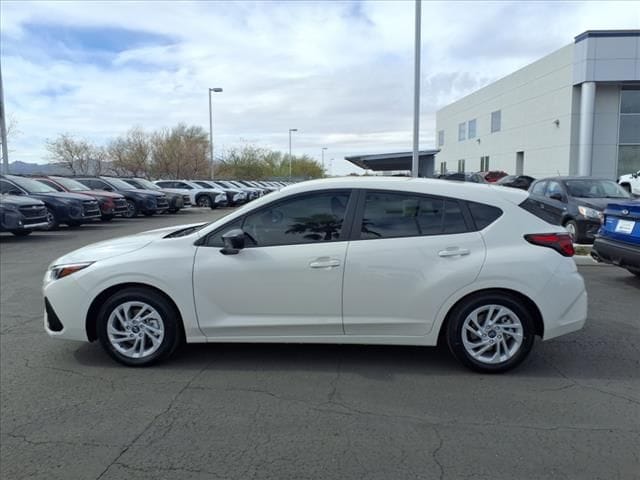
243 191 350 247
531 181 546 195
467 201 503 229
360 192 467 239
1 180 19 194
545 181 563 198
205 218 244 247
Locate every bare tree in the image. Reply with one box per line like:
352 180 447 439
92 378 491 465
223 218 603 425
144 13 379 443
107 127 151 177
46 134 93 175
149 124 209 179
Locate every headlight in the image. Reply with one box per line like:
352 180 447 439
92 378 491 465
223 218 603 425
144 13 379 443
578 206 602 220
46 262 94 282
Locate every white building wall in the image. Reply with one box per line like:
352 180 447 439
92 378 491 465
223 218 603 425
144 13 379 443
590 85 621 178
436 45 576 177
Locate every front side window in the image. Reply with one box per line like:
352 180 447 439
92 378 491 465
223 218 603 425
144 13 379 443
360 191 467 240
545 181 564 198
0 179 22 194
242 191 351 247
491 110 501 133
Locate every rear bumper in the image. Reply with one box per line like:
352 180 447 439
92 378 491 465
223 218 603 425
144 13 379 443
591 236 640 269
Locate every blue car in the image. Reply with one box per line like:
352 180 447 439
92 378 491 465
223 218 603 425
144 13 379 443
591 201 640 277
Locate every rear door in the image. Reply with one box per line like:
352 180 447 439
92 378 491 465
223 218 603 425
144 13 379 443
342 190 486 336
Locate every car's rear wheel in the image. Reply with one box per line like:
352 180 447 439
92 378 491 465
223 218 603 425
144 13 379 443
446 292 535 373
123 200 137 218
96 288 182 366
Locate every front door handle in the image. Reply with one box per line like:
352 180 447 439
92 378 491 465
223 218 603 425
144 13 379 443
309 257 341 269
438 248 470 258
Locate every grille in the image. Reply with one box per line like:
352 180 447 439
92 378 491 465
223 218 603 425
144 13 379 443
114 198 128 212
157 196 169 209
19 205 47 219
82 200 101 217
182 195 191 206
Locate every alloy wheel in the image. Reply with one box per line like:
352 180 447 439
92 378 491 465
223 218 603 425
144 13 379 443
461 304 524 365
197 196 211 208
106 301 165 359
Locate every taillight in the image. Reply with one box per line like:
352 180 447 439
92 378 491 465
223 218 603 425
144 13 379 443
524 233 575 257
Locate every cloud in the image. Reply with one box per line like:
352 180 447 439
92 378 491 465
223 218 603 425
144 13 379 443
1 0 638 174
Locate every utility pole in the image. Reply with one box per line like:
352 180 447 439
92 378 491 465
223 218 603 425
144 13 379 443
321 147 328 174
0 59 9 175
411 0 421 178
288 128 297 180
208 87 223 179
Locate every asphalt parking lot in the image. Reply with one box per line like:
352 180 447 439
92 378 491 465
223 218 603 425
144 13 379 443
1 208 639 480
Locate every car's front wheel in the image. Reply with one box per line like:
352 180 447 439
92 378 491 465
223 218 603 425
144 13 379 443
563 220 579 243
123 200 137 218
96 288 182 366
196 195 212 208
446 292 535 373
45 208 59 230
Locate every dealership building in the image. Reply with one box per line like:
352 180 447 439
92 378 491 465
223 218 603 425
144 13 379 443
434 30 640 180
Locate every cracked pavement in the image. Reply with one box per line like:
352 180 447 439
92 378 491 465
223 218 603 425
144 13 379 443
1 209 639 479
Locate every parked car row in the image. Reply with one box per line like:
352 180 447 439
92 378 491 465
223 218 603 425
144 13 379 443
0 174 294 236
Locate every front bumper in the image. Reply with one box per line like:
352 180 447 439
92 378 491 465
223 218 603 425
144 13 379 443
591 236 640 269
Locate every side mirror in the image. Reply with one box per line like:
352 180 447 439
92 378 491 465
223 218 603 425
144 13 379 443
549 193 564 202
220 229 246 255
103 186 113 191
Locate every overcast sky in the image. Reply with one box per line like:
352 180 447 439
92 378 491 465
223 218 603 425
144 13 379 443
1 1 639 175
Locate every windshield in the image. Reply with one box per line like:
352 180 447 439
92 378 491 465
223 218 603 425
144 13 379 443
133 178 160 190
565 179 630 198
104 177 137 190
52 177 90 191
7 176 57 193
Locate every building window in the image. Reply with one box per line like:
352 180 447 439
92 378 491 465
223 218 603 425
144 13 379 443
618 88 640 177
468 119 476 139
480 156 490 171
491 110 501 133
440 162 447 174
438 130 444 147
458 122 466 141
458 159 465 172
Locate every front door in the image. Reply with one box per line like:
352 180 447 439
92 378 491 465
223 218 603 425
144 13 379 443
193 190 353 338
342 190 485 336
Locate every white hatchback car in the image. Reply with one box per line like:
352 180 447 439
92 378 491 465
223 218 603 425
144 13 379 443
43 177 587 373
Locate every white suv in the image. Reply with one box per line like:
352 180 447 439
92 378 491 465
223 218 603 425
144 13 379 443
154 180 227 208
618 171 640 195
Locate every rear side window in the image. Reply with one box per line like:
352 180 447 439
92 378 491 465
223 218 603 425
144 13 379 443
360 191 468 239
531 181 546 196
467 202 503 230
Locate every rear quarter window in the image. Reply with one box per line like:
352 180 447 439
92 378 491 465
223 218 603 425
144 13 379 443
467 201 503 230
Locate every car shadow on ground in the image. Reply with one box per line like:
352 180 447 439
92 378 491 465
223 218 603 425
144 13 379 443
69 337 627 381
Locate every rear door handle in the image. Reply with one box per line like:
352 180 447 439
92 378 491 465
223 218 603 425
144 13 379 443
309 257 341 269
438 248 470 258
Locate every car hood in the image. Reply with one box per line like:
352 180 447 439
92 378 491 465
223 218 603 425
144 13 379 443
573 197 630 210
83 190 125 199
51 223 204 266
0 194 45 207
29 191 94 202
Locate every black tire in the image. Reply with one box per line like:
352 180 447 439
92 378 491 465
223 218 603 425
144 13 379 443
196 195 212 208
101 215 114 222
168 208 179 214
45 207 59 230
11 230 32 236
563 219 579 243
143 211 154 217
627 267 640 278
446 292 536 373
123 200 138 218
96 287 183 367
67 221 82 228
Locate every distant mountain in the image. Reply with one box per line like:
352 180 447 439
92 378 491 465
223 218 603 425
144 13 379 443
6 161 72 176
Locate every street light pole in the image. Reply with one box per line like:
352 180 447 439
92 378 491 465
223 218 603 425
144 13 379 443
208 87 223 179
288 128 297 180
321 147 328 174
411 0 421 178
0 59 9 175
